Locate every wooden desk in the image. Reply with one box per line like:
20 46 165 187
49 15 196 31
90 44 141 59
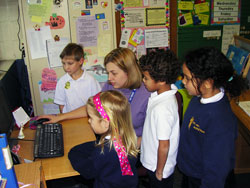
230 90 250 132
15 161 46 188
11 118 96 180
230 90 250 174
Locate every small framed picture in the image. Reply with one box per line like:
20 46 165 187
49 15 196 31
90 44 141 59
85 0 93 9
93 0 98 5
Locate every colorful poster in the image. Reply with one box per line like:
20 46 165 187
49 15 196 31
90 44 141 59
178 0 210 27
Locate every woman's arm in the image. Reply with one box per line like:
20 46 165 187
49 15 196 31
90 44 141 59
38 105 87 123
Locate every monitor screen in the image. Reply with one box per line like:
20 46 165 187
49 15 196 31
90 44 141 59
0 80 16 139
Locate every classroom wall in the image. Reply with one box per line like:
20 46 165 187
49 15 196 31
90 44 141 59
175 0 250 60
0 0 23 61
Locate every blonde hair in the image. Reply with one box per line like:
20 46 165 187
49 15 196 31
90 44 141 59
87 90 138 157
104 48 142 89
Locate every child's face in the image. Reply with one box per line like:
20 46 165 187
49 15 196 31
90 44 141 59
87 105 109 135
61 56 83 77
106 62 128 89
182 63 199 96
142 71 160 92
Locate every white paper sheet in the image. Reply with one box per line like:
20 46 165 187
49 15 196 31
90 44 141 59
144 28 168 48
46 37 70 68
26 26 52 59
12 107 30 128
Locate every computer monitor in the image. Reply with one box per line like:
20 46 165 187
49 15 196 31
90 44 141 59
0 80 16 139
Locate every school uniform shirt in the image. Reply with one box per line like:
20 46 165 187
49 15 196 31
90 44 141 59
54 70 101 113
102 82 151 137
140 87 180 178
68 141 138 188
177 91 237 188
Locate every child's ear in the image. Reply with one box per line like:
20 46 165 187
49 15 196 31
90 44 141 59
101 119 110 131
79 58 84 65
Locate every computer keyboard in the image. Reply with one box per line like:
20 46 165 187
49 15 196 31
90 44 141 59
34 123 64 158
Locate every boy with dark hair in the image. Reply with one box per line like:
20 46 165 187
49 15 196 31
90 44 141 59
54 43 101 113
139 49 181 188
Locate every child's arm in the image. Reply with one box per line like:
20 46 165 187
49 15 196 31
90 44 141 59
68 141 97 179
38 105 87 123
156 140 169 181
59 105 64 113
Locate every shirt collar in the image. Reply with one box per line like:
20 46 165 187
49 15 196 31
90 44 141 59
65 69 85 81
200 88 224 104
150 84 177 101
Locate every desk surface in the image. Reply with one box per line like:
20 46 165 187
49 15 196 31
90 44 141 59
230 90 250 131
11 117 96 180
14 161 44 188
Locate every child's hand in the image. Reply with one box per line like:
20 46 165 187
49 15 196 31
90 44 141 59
155 171 163 181
37 114 60 124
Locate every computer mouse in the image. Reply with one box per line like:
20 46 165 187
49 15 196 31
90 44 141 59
34 118 50 126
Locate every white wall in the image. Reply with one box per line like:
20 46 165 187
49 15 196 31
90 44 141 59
0 0 23 61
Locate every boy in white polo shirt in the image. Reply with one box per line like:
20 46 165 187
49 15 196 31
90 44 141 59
54 43 101 113
139 49 181 188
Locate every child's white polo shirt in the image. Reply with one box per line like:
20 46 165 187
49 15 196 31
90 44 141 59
140 87 180 178
54 70 101 113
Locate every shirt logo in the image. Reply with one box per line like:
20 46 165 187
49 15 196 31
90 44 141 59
65 81 70 89
188 117 205 134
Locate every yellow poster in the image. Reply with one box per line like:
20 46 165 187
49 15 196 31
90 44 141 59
178 1 193 10
184 12 193 26
123 0 143 7
146 8 166 26
194 2 209 14
198 14 209 25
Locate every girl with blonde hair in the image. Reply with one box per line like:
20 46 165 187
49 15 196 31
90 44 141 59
69 90 139 188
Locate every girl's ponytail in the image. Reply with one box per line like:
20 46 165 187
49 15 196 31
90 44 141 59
224 73 249 98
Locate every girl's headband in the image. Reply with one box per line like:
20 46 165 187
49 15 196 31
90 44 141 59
93 93 110 121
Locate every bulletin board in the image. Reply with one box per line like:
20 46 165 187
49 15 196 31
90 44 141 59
119 0 169 58
177 0 242 60
178 26 222 61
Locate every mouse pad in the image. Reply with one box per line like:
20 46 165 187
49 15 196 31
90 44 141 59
29 116 38 130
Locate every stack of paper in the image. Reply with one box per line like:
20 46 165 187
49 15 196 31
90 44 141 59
238 101 250 116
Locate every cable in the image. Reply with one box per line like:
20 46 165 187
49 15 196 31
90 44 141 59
17 4 21 52
17 4 25 59
9 137 35 142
